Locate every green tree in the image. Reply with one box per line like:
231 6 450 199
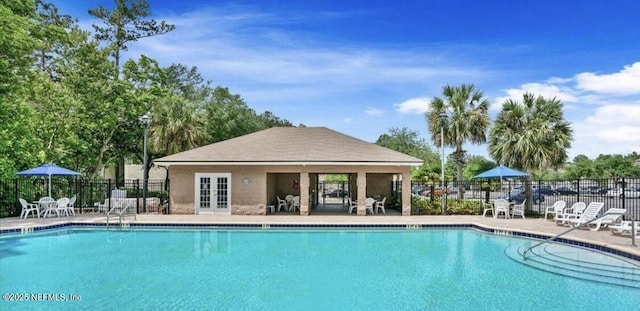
32 0 75 78
426 84 491 198
89 0 175 181
149 96 204 156
463 155 495 180
203 87 261 143
489 93 573 171
563 155 595 179
0 0 43 177
375 127 439 181
489 93 573 208
89 0 175 72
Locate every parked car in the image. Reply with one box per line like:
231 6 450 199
422 186 459 196
597 187 612 195
325 189 350 198
606 188 640 198
536 187 558 196
508 189 546 204
555 187 578 195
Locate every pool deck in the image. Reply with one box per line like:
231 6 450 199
1 214 639 257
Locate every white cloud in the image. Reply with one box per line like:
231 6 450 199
495 63 640 159
123 5 492 110
395 97 430 114
497 83 577 104
545 77 572 84
570 103 640 158
575 62 640 95
365 108 384 117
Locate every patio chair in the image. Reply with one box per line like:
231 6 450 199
19 198 40 219
609 221 640 236
481 200 494 217
38 196 55 215
493 199 510 219
66 196 77 216
364 198 375 215
55 197 70 217
375 197 387 214
554 202 586 225
544 200 566 221
568 202 605 229
586 208 626 231
285 195 294 212
276 196 287 212
40 197 59 217
511 199 526 219
347 196 357 214
292 196 300 212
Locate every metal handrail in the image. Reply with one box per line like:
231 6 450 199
106 201 136 228
523 211 626 259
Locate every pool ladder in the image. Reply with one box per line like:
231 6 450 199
106 204 136 229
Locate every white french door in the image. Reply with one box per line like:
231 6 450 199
195 173 231 214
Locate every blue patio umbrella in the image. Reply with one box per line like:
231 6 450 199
473 165 529 180
474 165 529 198
15 163 81 197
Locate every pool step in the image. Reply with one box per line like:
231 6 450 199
505 243 640 288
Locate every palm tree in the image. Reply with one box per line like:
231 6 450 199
488 93 573 171
426 84 491 199
489 93 573 210
149 96 204 156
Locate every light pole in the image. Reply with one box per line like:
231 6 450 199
140 112 151 214
439 112 447 215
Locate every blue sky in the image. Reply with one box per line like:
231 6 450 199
53 0 640 161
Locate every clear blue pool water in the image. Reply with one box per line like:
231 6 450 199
1 228 639 310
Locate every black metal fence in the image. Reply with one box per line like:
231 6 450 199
411 177 640 220
0 178 170 217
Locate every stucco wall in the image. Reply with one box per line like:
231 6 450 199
167 164 412 215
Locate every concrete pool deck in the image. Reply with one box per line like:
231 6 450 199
1 214 638 257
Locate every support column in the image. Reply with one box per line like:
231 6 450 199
357 171 367 216
299 172 309 216
402 170 411 216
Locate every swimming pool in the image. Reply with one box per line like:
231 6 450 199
1 227 639 310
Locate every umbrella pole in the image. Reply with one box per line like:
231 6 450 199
48 174 52 198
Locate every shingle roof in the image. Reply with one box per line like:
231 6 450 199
154 127 423 165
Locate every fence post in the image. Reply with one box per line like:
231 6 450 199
576 179 580 203
621 177 626 211
13 178 19 217
166 179 171 214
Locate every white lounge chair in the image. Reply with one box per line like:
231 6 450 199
511 199 526 219
609 221 640 236
545 200 566 221
568 202 605 229
493 199 510 219
19 198 40 219
587 208 626 231
364 198 375 215
375 197 387 214
554 202 586 225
